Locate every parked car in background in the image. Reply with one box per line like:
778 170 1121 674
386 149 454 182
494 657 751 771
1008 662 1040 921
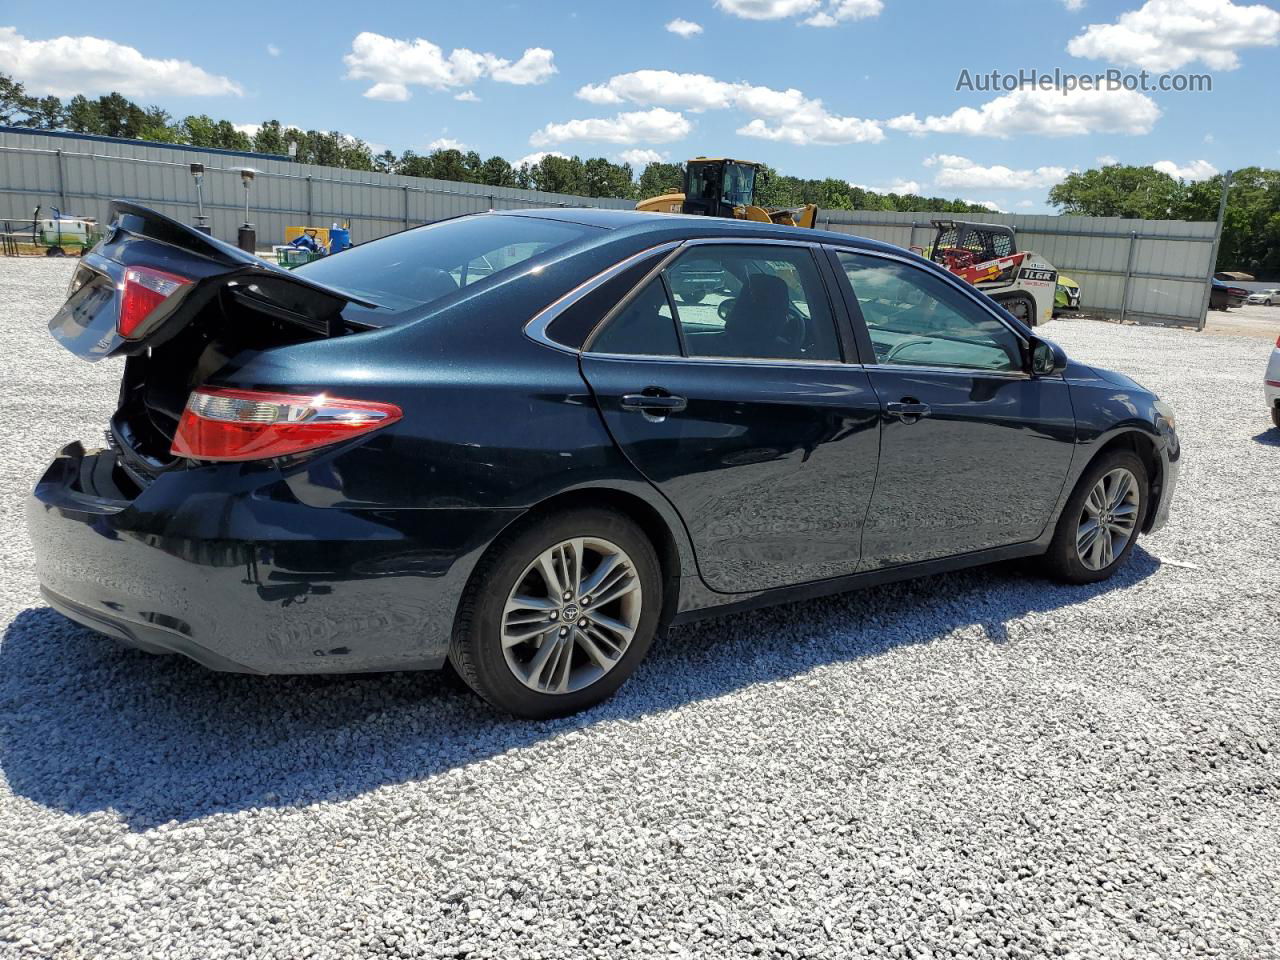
1246 288 1279 306
1055 275 1081 314
1266 336 1280 430
29 203 1180 719
1210 278 1249 310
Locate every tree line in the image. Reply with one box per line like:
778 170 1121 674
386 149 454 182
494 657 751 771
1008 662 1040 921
1048 164 1280 277
0 72 992 213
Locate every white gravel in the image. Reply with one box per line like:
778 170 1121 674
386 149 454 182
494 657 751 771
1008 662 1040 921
1 256 1278 960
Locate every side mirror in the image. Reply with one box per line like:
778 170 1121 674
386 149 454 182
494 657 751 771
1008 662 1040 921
1030 337 1067 376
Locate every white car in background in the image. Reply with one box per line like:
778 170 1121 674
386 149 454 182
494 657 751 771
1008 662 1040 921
1247 288 1280 306
1268 336 1280 430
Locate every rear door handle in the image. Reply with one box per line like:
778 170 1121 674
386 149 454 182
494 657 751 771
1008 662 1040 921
620 392 687 414
886 400 931 423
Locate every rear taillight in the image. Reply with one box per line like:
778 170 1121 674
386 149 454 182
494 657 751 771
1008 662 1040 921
170 388 402 462
119 265 190 338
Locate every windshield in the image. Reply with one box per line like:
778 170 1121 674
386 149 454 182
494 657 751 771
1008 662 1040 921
722 163 756 206
295 214 602 318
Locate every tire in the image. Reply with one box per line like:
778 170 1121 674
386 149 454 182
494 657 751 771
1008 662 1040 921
448 507 662 719
45 245 65 257
994 292 1038 327
1271 404 1280 431
1041 449 1149 585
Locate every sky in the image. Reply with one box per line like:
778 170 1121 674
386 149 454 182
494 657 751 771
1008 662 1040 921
1 0 1278 212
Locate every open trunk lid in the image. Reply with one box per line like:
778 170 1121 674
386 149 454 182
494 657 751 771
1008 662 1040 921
46 202 382 488
50 201 376 362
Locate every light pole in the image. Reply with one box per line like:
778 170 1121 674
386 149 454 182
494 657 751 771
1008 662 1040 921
189 163 211 234
237 168 256 254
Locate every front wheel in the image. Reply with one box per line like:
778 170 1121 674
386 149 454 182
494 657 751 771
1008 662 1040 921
1041 450 1148 584
1271 405 1280 431
449 508 662 719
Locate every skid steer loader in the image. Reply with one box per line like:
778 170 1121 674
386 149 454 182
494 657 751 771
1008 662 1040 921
913 219 1058 327
636 157 818 229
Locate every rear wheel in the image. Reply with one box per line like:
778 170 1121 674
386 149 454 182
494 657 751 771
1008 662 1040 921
994 292 1038 327
449 508 661 719
1042 450 1148 584
1271 404 1280 431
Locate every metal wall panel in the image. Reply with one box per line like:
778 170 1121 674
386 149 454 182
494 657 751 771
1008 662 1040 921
820 209 1218 328
0 129 633 252
2 130 1219 327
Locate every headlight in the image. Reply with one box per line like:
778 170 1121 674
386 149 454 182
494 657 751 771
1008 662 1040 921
1154 399 1177 432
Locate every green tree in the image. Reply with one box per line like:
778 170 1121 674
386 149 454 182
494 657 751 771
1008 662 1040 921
0 72 39 126
637 161 684 199
530 154 587 195
479 155 516 188
583 157 635 199
1048 165 1184 219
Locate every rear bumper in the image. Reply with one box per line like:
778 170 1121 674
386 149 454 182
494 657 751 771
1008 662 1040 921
27 443 515 674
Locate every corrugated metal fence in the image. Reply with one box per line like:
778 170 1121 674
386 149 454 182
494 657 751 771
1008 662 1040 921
1 128 1220 328
0 128 634 248
817 209 1219 329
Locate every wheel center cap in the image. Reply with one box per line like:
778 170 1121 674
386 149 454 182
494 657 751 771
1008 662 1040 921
562 604 581 623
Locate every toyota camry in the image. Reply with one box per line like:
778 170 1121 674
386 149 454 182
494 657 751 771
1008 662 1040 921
28 203 1180 718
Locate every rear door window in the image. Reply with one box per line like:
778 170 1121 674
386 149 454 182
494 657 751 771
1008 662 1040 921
663 245 841 362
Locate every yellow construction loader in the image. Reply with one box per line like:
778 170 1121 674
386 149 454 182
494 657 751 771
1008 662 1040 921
636 157 818 229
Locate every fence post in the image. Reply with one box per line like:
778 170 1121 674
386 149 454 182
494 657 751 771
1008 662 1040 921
402 185 410 229
488 194 496 211
55 149 67 210
1119 231 1138 324
305 176 313 222
1197 169 1232 332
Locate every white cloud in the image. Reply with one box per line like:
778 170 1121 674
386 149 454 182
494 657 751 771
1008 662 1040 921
666 18 704 37
1067 0 1280 71
515 151 569 168
364 82 410 102
266 43 281 57
1062 0 1085 9
428 137 469 152
849 179 923 195
618 148 666 166
925 154 1071 190
715 0 882 24
0 26 242 97
714 0 820 18
1096 154 1119 166
888 85 1159 137
967 200 1004 212
1153 158 1219 180
455 90 480 102
804 0 884 25
343 32 556 100
575 69 883 145
1203 132 1214 143
530 108 692 146
233 123 261 137
1016 199 1036 208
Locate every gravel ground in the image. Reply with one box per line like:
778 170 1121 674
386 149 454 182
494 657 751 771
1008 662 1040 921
1 256 1278 960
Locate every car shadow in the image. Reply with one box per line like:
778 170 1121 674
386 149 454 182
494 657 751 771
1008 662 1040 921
0 548 1160 830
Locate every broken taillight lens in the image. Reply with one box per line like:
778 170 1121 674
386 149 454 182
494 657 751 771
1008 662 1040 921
118 265 191 338
170 387 402 462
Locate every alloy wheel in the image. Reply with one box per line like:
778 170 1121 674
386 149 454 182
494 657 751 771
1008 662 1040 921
1076 468 1141 571
500 537 643 694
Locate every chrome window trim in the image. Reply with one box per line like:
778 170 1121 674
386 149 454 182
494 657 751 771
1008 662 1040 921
523 241 683 355
584 351 854 370
859 362 1032 381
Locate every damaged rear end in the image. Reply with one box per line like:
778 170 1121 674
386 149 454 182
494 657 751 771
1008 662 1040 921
53 201 384 487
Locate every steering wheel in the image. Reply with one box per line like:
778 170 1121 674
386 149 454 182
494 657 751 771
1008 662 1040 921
778 305 810 353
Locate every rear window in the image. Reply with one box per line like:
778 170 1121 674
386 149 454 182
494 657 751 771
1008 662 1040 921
295 214 602 318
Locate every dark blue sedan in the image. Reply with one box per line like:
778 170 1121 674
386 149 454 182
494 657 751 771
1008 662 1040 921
29 203 1180 718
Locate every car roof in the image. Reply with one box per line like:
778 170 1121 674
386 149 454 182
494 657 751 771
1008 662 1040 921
498 207 908 257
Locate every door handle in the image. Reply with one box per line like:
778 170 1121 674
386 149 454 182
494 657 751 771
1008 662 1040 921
886 399 931 423
620 391 687 414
